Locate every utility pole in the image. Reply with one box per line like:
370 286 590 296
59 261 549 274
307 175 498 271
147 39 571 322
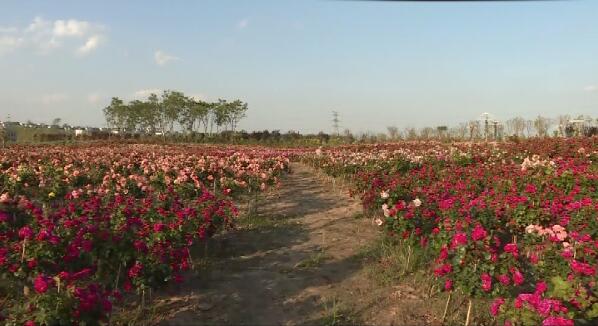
332 111 340 136
493 120 499 140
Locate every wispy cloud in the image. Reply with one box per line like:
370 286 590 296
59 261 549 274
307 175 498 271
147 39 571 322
41 93 69 104
154 50 179 66
0 16 106 56
77 35 102 55
237 18 249 30
583 85 598 92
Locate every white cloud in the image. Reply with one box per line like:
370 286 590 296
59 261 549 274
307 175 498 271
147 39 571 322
133 88 162 99
0 16 106 56
77 35 102 55
154 50 179 66
584 85 598 92
41 93 69 104
0 35 24 54
237 18 249 30
53 19 90 37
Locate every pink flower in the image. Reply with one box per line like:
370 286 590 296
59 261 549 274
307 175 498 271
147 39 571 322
434 263 452 277
24 321 36 326
471 224 488 241
481 273 492 292
542 316 574 326
570 260 596 276
504 243 519 258
512 269 524 285
437 247 449 261
0 193 10 203
498 274 510 286
153 223 166 233
490 297 505 316
444 279 453 291
535 281 547 295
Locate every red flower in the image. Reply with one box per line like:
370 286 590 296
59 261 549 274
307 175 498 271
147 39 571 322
451 232 468 248
525 184 537 194
33 274 51 294
471 224 488 241
18 226 34 240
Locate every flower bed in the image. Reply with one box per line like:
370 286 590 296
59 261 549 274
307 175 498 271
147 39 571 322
0 143 292 325
303 138 598 325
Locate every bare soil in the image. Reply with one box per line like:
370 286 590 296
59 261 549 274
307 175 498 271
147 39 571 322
145 163 447 326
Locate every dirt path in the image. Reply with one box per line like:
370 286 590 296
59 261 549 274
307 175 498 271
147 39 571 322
150 163 438 326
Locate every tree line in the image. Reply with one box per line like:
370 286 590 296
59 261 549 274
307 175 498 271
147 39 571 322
103 90 248 135
382 114 597 141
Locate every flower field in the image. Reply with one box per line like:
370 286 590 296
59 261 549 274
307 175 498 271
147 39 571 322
0 143 292 325
303 139 598 325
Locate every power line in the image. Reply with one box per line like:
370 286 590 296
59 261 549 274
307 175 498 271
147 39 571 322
332 111 340 136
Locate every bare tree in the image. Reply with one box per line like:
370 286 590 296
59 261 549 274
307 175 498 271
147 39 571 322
468 120 481 140
556 114 571 137
387 126 399 140
525 119 534 137
505 117 526 137
420 127 435 139
533 115 553 137
404 127 417 140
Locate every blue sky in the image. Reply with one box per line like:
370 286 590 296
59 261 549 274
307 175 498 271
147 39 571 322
1 0 597 133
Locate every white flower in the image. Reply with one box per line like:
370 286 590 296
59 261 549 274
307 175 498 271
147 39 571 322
382 204 390 217
380 190 389 199
412 198 422 207
373 217 384 226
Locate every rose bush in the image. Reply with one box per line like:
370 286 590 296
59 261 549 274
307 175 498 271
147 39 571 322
0 143 293 324
303 138 597 325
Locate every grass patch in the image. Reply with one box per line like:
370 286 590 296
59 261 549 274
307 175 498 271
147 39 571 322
294 250 330 269
357 236 433 285
319 297 358 326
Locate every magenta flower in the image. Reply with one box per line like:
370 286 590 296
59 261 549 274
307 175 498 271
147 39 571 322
490 297 505 316
451 232 468 248
525 183 537 194
542 316 574 326
481 273 492 292
0 211 9 222
471 224 488 241
33 274 50 294
504 243 519 258
498 274 511 286
512 269 524 285
18 226 34 240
